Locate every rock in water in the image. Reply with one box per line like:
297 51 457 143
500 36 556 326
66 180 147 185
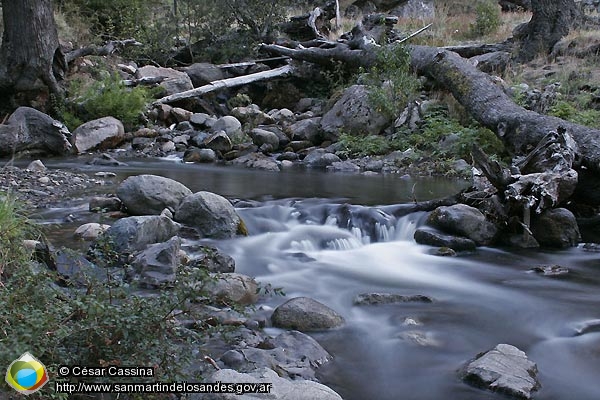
73 117 126 153
175 191 241 238
461 344 540 399
271 296 344 331
427 204 498 245
117 175 192 216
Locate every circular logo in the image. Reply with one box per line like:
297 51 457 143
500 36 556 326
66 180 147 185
5 352 49 395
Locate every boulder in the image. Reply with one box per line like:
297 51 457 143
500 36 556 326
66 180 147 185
103 215 181 253
461 344 540 399
135 65 193 95
204 131 233 153
321 85 391 139
303 149 342 168
73 117 126 153
183 148 217 163
117 175 192 216
271 296 344 331
231 153 280 172
175 191 241 238
205 273 258 305
183 62 225 87
326 161 360 172
211 116 243 142
26 160 47 172
190 113 211 127
427 204 498 245
531 208 580 248
231 105 273 125
52 248 104 286
0 107 72 156
74 223 111 241
249 128 280 149
170 107 192 123
290 117 323 144
131 236 181 286
413 228 477 251
200 368 342 400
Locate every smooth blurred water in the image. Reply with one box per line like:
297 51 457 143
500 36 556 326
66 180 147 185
18 157 600 400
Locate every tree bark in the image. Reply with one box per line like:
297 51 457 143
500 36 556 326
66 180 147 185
515 0 579 62
0 0 66 101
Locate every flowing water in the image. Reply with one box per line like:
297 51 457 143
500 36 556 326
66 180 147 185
20 158 600 399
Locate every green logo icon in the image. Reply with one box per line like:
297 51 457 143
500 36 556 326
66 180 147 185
5 352 49 395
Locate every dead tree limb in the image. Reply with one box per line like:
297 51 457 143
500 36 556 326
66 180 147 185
153 64 294 105
65 39 142 64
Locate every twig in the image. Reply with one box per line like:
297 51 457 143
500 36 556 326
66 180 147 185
396 23 433 44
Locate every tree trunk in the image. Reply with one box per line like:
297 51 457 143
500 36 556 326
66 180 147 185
515 0 579 62
0 0 66 105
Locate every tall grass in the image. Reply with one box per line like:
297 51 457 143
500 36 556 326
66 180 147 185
0 192 36 281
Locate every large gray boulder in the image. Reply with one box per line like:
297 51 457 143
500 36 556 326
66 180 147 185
427 204 498 245
104 215 181 253
175 191 241 238
290 117 323 144
249 128 280 150
205 273 258 305
461 344 540 399
271 296 344 331
200 368 342 400
531 208 580 248
211 116 243 142
0 107 72 156
73 117 126 153
117 175 192 216
320 85 391 139
135 65 193 95
131 236 181 286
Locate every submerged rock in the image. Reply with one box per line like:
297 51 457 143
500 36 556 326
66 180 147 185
353 293 433 305
117 174 192 216
271 296 344 331
461 344 540 399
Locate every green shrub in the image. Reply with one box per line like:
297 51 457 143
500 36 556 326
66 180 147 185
468 0 501 37
549 100 600 128
0 193 37 279
363 44 420 119
338 133 391 157
61 73 153 130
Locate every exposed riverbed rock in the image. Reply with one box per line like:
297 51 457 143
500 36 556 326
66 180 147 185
303 149 342 168
74 223 111 241
117 175 192 216
427 204 498 245
175 191 242 238
231 153 280 171
461 344 540 399
200 367 342 400
414 228 477 251
204 273 259 305
73 117 126 153
103 215 181 253
0 107 72 156
211 116 243 142
531 208 580 248
271 296 344 331
130 236 181 286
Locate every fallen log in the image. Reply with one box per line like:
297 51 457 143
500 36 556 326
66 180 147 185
153 64 294 105
261 43 600 175
65 39 142 64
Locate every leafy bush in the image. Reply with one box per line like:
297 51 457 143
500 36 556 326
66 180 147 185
363 44 420 119
60 73 153 130
468 0 501 37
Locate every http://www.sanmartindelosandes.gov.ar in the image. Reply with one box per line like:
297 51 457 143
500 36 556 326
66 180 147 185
5 352 50 395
